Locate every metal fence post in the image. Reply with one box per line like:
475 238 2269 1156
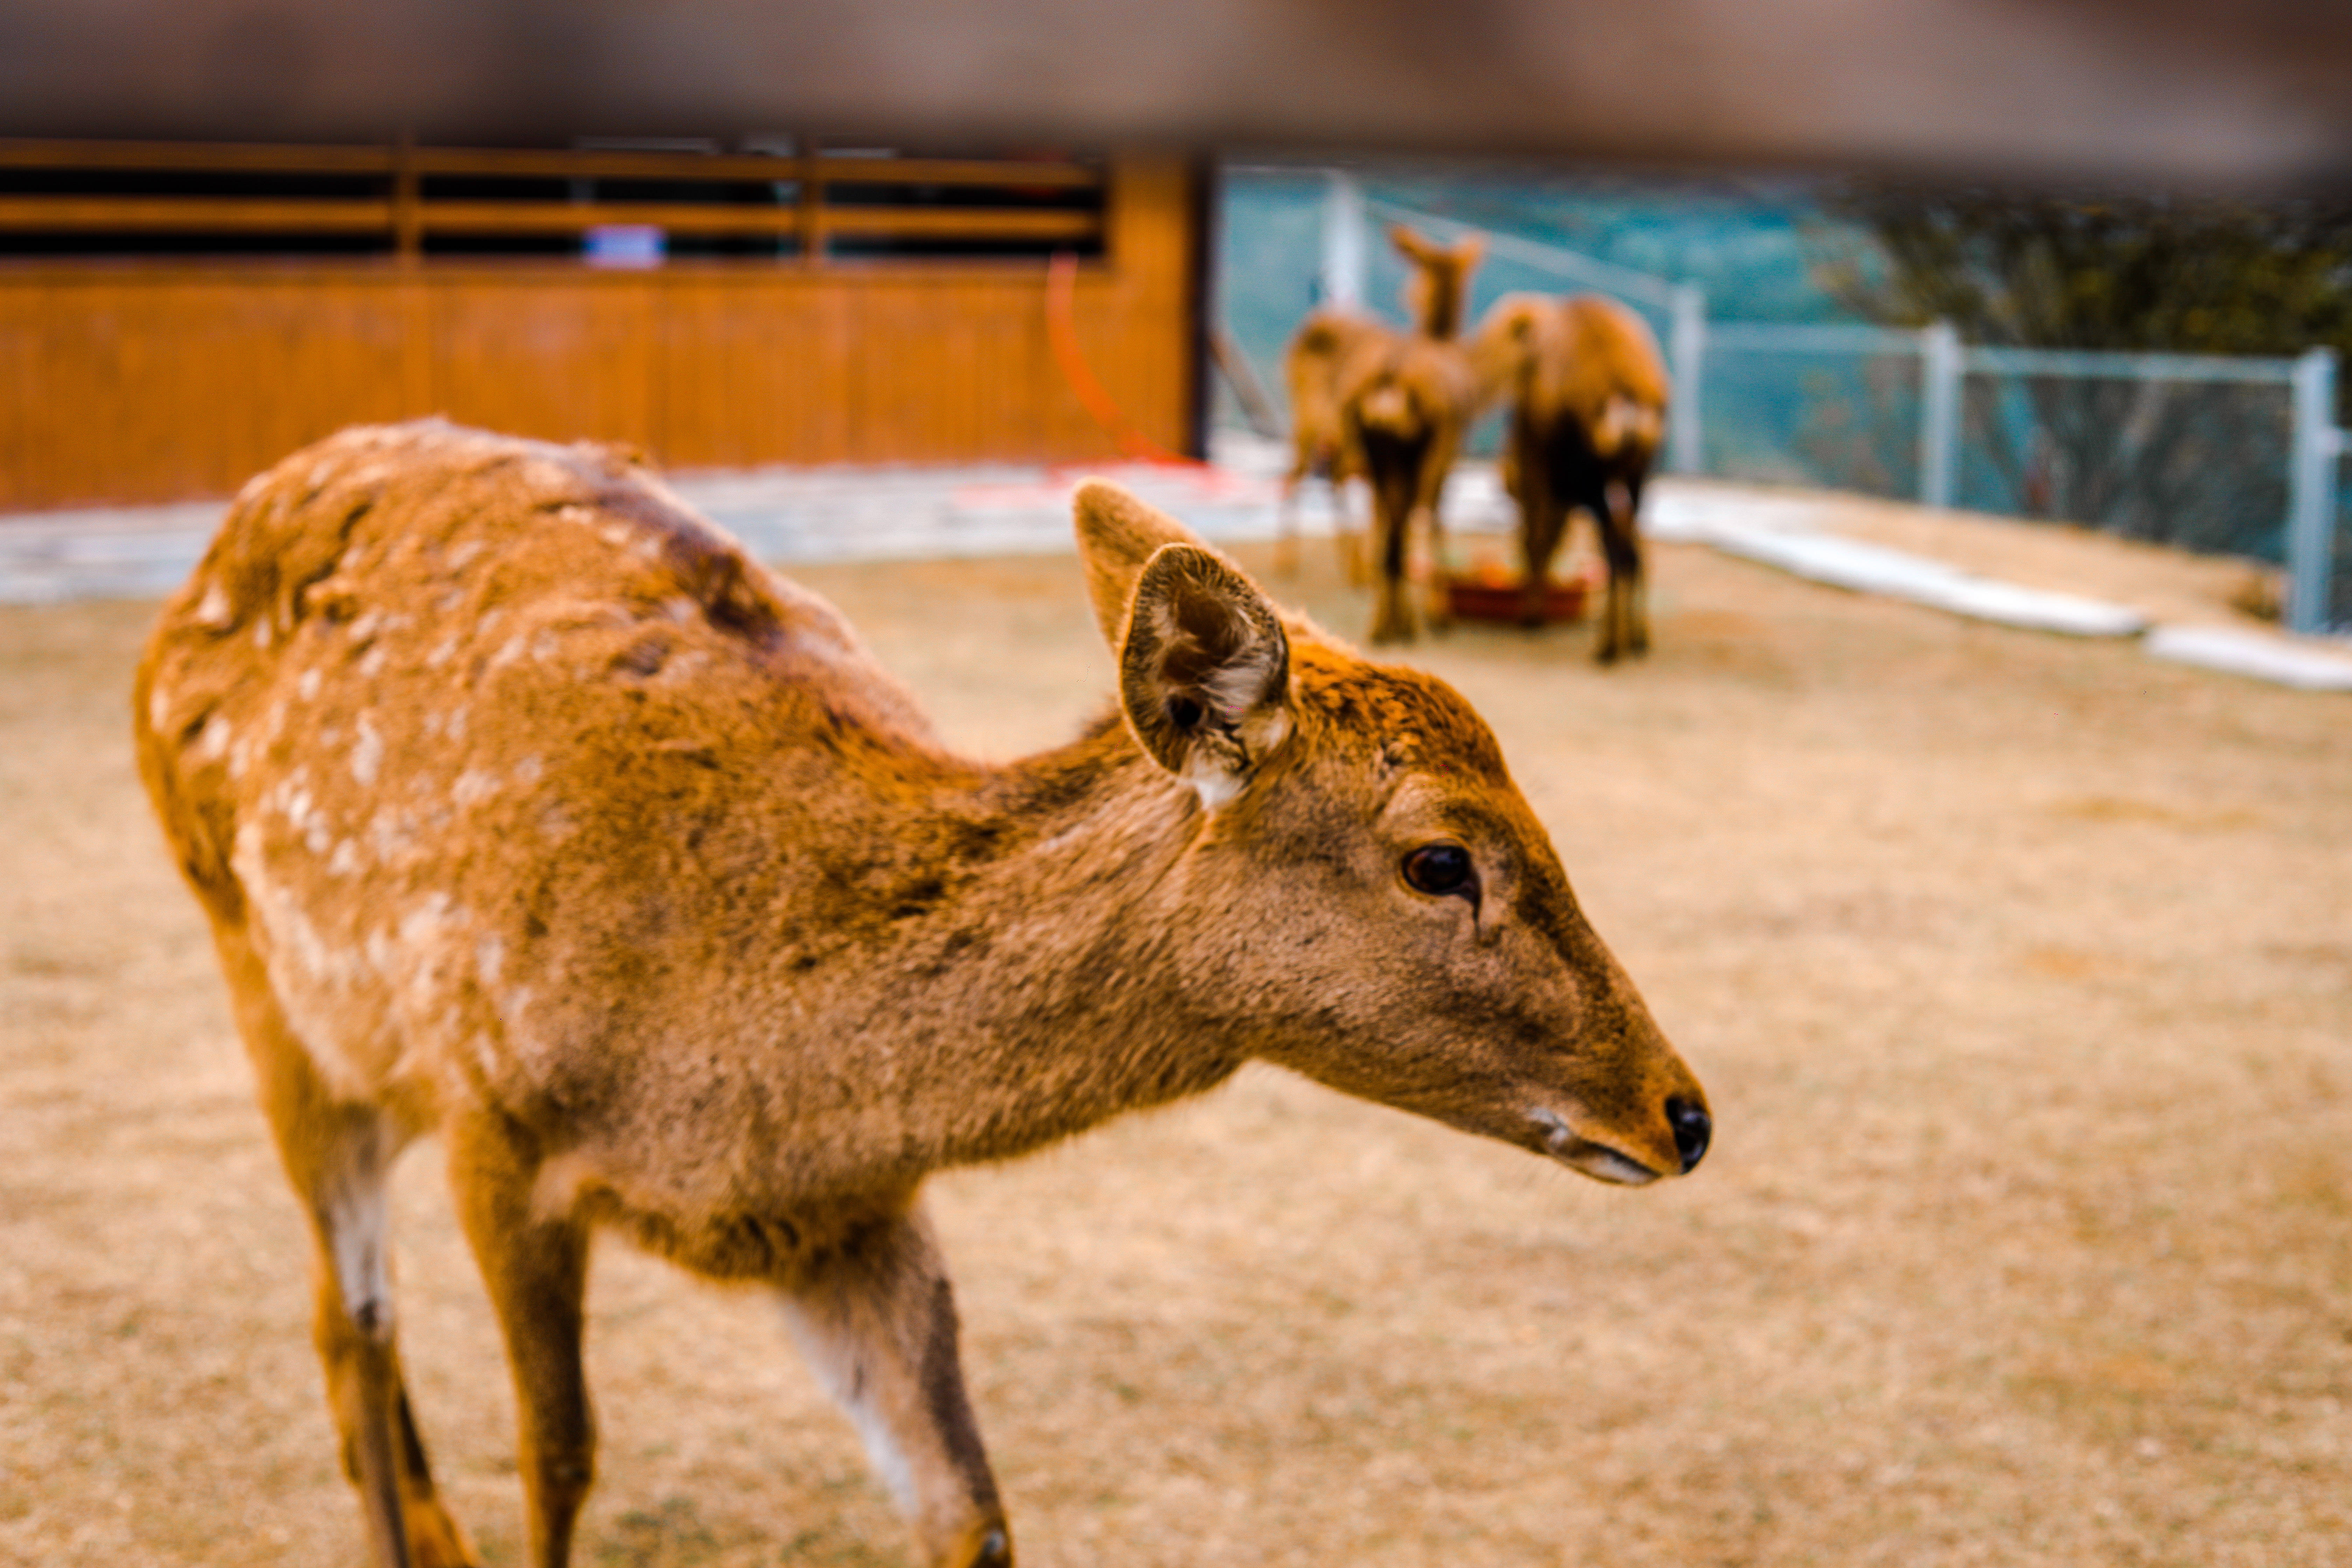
1919 320 1961 509
1320 171 1365 309
2286 347 2340 635
1668 284 1706 475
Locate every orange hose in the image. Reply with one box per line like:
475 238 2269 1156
1045 251 1204 469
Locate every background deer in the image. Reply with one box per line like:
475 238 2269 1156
134 420 1710 1568
1274 305 1383 581
1474 292 1672 662
1338 225 1486 644
1274 226 1487 586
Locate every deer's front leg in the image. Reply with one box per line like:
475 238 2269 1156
781 1204 1012 1568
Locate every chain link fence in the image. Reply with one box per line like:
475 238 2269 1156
1217 167 2351 632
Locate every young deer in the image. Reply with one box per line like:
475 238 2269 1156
1474 292 1672 662
134 421 1710 1568
1339 226 1487 645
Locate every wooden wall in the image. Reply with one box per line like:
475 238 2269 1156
0 155 1199 511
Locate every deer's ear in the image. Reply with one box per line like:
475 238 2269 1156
1073 479 1211 650
1119 544 1292 808
1390 224 1436 264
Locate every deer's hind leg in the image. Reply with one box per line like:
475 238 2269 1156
1593 471 1647 664
444 1116 595 1568
219 926 478 1568
780 1204 1012 1568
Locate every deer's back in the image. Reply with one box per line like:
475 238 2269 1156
135 421 961 1161
1545 297 1670 422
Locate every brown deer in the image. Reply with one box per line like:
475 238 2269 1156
134 420 1710 1568
1474 292 1672 662
1274 304 1385 581
1339 226 1486 645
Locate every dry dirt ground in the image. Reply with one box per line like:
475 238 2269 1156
4 493 2349 1567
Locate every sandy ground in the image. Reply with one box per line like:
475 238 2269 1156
3 494 2349 1567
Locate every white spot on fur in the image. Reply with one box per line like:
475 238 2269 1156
475 933 505 988
327 839 363 877
368 807 413 862
514 756 544 786
425 636 458 668
195 583 232 628
357 647 387 679
350 717 383 786
298 668 322 700
399 892 454 949
452 769 499 807
146 685 171 731
195 716 232 763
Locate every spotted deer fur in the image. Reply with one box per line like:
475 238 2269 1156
134 420 1709 1568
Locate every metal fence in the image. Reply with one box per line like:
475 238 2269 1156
1219 170 2351 634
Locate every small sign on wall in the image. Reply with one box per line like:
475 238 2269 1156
584 226 665 268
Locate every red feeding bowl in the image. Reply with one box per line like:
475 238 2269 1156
1446 568 1592 625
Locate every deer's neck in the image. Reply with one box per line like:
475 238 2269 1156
1417 270 1466 340
798 714 1243 1178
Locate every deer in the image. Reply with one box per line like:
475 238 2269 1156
1273 225 1485 586
1338 225 1486 645
133 419 1711 1568
1274 303 1385 583
1472 292 1672 663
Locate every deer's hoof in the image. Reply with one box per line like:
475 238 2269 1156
405 1502 482 1568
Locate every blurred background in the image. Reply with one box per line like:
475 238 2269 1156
5 0 2352 627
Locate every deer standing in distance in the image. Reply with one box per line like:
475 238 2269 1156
1276 225 1492 601
1472 291 1673 662
134 420 1711 1568
1338 225 1488 645
1274 304 1385 582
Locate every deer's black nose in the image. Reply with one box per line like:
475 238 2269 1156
1666 1098 1711 1172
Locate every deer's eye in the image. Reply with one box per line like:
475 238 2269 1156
1402 843 1476 901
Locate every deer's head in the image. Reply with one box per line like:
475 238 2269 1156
1392 225 1485 342
1076 482 1709 1184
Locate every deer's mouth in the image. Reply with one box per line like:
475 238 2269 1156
1527 1107 1661 1186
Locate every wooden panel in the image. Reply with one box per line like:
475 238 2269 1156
0 272 421 509
0 154 1198 511
0 197 396 232
426 278 660 449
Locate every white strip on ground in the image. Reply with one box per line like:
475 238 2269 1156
1688 514 2151 638
2143 625 2352 690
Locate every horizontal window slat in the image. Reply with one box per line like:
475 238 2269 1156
0 197 396 231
